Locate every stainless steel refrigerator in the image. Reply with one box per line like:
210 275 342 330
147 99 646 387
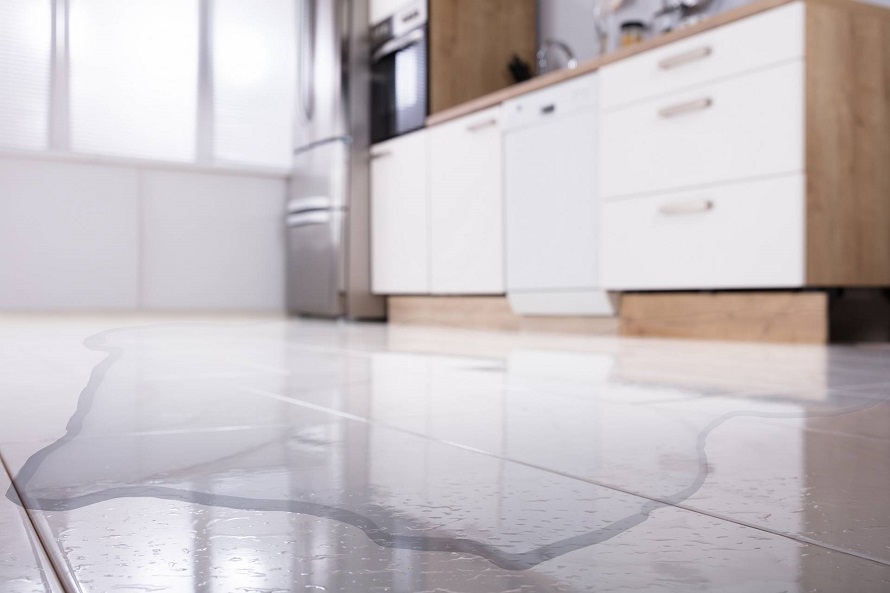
286 0 385 319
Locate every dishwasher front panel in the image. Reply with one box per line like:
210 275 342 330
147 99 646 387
504 109 602 292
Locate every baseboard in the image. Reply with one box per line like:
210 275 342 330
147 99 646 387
387 296 620 336
386 291 890 344
619 291 829 344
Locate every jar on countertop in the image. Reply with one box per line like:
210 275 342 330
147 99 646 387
620 21 647 47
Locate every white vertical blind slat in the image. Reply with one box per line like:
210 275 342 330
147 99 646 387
0 0 52 151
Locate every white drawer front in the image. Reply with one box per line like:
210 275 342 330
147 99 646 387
601 60 803 199
601 175 805 290
601 2 804 110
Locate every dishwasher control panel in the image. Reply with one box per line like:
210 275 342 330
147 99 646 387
501 72 599 132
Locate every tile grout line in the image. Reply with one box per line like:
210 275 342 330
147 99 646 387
234 383 890 569
0 449 74 593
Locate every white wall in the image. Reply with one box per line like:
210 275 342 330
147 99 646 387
538 0 890 62
0 159 141 310
0 155 287 312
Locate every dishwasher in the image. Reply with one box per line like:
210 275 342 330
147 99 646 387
502 73 615 316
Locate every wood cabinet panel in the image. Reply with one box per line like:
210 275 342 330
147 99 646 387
805 2 890 286
429 0 536 114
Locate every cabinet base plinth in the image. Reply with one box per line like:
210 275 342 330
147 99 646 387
387 296 620 335
619 292 828 344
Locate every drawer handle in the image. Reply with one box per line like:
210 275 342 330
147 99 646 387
658 97 713 118
658 46 713 70
369 150 393 161
467 118 498 132
659 199 714 215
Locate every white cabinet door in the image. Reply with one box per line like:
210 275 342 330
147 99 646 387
429 107 505 295
371 131 429 294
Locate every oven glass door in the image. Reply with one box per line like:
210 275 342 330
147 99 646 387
371 28 427 144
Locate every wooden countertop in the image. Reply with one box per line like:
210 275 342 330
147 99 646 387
425 0 881 127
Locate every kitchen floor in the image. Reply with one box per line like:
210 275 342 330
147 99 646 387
1 316 889 592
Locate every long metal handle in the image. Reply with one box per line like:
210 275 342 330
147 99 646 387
286 210 332 228
659 97 713 118
466 118 498 133
293 135 352 156
299 0 316 121
658 46 712 70
372 28 424 63
287 196 331 214
659 199 714 215
369 150 393 161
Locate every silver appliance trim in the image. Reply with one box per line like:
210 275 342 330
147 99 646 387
287 196 333 214
372 27 424 62
390 0 427 37
286 210 333 228
299 0 316 121
293 135 352 156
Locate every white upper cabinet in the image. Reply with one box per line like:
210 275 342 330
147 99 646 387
371 130 430 294
428 107 505 295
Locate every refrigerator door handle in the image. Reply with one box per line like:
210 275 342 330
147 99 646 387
287 196 332 214
299 0 316 121
293 135 352 156
286 210 332 228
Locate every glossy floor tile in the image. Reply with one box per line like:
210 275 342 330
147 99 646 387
0 464 63 592
1 316 889 591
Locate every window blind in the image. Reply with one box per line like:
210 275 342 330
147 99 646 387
212 0 296 168
69 0 199 162
0 0 52 151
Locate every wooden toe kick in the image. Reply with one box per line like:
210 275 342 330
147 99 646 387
388 291 890 344
619 292 828 344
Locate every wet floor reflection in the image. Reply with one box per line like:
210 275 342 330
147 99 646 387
1 320 889 591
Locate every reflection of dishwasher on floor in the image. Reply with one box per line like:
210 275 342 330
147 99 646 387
502 73 615 316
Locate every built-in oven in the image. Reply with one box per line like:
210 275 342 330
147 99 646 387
370 0 428 144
